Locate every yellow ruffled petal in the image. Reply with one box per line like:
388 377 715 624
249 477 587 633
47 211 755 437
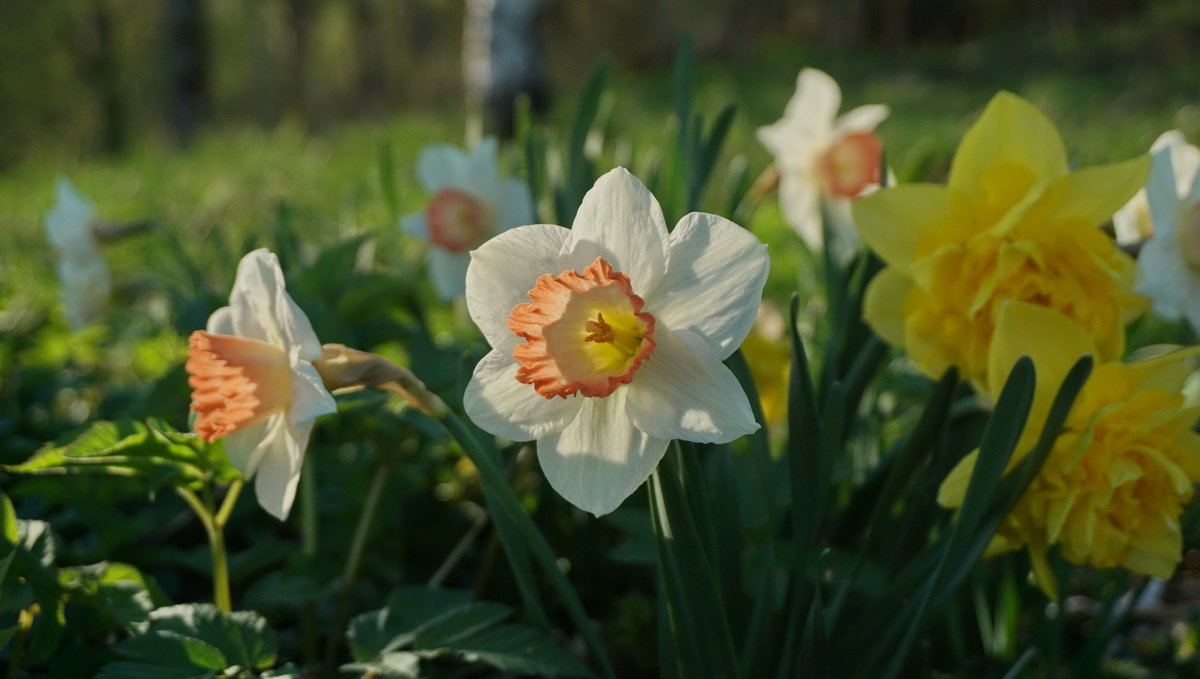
863 267 913 349
851 184 950 268
1031 155 1151 227
987 300 1098 409
949 92 1069 196
1122 530 1181 579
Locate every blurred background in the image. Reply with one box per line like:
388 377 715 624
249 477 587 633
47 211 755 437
2 0 1199 167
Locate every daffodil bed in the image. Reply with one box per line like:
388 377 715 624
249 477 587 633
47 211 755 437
6 45 1200 679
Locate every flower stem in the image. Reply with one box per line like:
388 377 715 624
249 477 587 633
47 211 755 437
177 482 240 613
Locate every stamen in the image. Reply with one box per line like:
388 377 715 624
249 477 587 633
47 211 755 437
584 313 616 344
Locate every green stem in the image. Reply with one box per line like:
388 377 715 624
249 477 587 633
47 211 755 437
177 486 234 613
343 462 389 587
301 456 318 557
437 410 617 679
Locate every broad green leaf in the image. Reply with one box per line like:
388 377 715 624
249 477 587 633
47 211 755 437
110 630 227 672
342 651 421 679
0 492 17 586
447 624 591 677
347 586 473 660
147 604 277 670
412 602 512 649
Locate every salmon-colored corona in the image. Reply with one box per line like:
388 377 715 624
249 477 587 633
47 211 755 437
508 257 656 399
186 330 293 442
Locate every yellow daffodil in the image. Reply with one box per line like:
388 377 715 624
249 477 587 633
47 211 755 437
740 301 791 433
854 92 1149 388
939 301 1200 596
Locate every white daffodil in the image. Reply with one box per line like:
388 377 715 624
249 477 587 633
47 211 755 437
1134 140 1200 334
757 67 889 260
185 249 337 519
44 177 111 330
403 137 535 299
1114 130 1200 245
463 167 768 515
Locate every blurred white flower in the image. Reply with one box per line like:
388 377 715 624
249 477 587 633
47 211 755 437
44 177 110 329
757 68 888 260
1113 130 1200 244
463 168 767 515
1134 138 1200 333
186 249 337 520
403 137 535 299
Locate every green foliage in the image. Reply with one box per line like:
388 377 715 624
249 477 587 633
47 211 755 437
5 419 239 491
96 604 279 679
344 586 590 678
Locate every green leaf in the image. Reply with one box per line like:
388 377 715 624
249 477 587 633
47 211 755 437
347 586 473 660
447 624 591 677
101 604 278 678
0 492 18 586
4 420 237 490
342 651 421 678
412 602 512 649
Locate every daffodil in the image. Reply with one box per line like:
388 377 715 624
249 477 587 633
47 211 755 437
44 177 111 330
185 249 337 519
1113 130 1200 245
1129 135 1200 334
757 67 888 259
939 301 1200 595
855 92 1149 388
403 137 535 299
463 168 768 515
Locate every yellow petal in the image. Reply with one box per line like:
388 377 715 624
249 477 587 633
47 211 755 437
937 449 977 509
863 267 912 349
988 301 1098 411
1122 530 1181 579
1032 155 1152 227
1124 346 1200 393
949 92 1069 196
1028 536 1060 600
851 184 950 268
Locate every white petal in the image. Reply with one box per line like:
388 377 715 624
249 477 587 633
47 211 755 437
783 68 841 130
221 418 273 476
650 212 769 358
402 212 428 239
493 177 536 233
227 249 323 360
58 252 110 330
559 167 669 297
1172 143 1200 197
625 328 758 443
1136 235 1189 320
823 198 861 263
253 419 309 520
428 248 470 300
537 390 669 516
1112 191 1148 245
464 348 583 440
778 170 824 249
288 351 337 425
419 140 499 195
835 104 889 134
207 306 235 335
1147 147 1180 234
466 223 571 350
45 177 96 253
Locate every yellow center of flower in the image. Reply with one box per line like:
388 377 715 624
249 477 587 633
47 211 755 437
817 131 883 199
426 188 490 253
1176 202 1200 270
186 331 292 442
508 257 656 399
